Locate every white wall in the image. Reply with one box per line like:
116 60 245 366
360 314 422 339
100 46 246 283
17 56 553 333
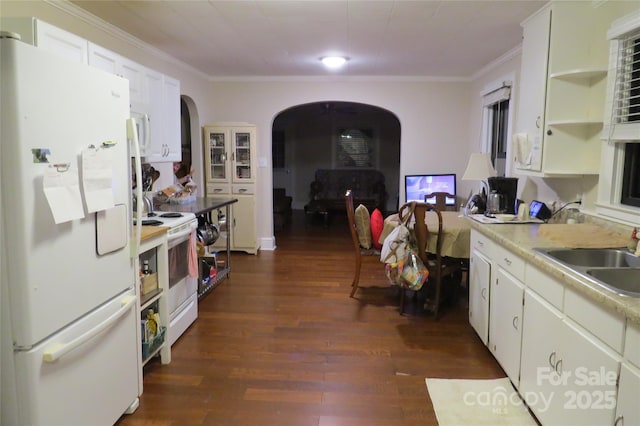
207 79 471 246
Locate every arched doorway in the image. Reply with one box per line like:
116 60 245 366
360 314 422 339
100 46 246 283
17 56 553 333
271 101 401 230
180 95 202 190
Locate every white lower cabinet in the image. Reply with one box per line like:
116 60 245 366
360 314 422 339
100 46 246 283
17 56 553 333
469 249 491 344
520 289 564 425
615 363 640 426
520 286 620 426
471 229 634 426
489 267 524 387
558 318 619 426
231 194 256 252
521 289 619 426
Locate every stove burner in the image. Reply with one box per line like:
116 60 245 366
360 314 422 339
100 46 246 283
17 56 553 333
141 220 163 226
160 212 183 218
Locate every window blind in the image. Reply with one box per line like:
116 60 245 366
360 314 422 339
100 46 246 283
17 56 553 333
608 28 640 142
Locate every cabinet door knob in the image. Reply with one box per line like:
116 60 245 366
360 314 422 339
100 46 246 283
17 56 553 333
512 316 519 330
546 129 553 136
536 116 541 128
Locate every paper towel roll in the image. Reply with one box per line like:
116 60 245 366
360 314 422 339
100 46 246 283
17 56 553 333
518 203 529 220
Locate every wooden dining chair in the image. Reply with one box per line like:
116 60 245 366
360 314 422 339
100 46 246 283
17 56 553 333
345 189 380 297
424 192 456 212
398 201 461 319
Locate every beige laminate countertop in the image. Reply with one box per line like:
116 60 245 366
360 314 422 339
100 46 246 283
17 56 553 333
134 225 169 242
467 219 640 325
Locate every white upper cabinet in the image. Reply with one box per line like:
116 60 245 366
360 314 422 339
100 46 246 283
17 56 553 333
88 43 144 110
515 2 619 177
162 75 181 162
1 18 88 64
119 57 146 110
141 73 181 162
87 45 181 163
88 43 118 74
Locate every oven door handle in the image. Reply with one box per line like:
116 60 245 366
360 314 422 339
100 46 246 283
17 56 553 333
167 227 195 244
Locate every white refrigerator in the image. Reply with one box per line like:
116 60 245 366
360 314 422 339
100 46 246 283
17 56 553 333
0 35 139 424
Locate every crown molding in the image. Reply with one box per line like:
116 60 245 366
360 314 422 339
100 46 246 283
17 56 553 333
44 0 210 81
208 75 471 83
471 43 523 81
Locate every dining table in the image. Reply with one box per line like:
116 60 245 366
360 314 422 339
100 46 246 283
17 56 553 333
378 210 471 259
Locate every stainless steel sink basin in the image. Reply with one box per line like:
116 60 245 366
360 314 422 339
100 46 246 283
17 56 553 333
534 247 640 297
538 248 640 268
586 268 640 297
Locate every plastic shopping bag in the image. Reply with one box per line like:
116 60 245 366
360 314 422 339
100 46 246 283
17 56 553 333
380 223 410 264
399 248 429 290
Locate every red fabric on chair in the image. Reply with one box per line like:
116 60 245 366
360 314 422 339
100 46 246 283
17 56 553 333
370 208 384 250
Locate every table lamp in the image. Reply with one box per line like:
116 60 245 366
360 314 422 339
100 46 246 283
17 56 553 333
462 152 497 214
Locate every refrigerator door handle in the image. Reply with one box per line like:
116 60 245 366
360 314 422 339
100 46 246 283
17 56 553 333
128 117 143 260
42 295 136 363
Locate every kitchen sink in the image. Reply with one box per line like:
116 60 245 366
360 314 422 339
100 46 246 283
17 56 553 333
534 247 640 297
586 268 640 297
537 248 640 268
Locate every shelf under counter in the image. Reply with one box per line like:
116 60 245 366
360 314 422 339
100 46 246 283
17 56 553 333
140 287 163 311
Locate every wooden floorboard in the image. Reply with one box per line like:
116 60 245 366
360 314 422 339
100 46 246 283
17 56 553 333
117 210 504 425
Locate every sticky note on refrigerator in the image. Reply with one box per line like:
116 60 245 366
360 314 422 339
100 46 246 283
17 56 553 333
43 165 85 224
81 147 115 213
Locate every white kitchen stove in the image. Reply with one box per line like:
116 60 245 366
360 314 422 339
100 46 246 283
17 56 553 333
135 211 196 230
136 210 198 346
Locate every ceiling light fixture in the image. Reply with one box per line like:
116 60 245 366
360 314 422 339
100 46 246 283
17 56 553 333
320 56 348 69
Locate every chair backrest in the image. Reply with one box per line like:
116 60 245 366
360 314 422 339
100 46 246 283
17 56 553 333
345 190 362 256
398 201 443 266
424 192 456 212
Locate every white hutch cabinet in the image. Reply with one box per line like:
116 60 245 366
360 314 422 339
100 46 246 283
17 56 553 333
203 123 258 254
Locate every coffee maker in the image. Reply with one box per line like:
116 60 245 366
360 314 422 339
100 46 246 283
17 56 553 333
487 177 519 214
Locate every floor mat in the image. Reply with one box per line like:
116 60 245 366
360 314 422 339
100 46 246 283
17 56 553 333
425 377 538 426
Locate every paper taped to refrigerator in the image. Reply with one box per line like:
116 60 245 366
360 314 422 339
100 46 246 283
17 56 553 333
82 147 115 213
43 166 85 224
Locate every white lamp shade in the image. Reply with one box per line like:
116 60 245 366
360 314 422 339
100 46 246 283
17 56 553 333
462 153 497 181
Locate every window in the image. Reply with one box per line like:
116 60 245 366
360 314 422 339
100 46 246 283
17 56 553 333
489 99 509 176
597 11 640 223
336 128 374 168
616 30 640 208
621 143 640 207
480 80 512 176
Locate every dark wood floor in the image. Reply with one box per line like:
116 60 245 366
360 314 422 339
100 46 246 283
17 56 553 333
117 211 505 426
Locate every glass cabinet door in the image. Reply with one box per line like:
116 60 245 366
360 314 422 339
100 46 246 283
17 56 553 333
208 131 227 181
233 131 252 181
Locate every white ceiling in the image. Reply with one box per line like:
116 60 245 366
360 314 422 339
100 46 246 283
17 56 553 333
70 0 546 78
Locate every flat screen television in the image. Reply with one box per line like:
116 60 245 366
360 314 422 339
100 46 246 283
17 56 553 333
404 173 457 205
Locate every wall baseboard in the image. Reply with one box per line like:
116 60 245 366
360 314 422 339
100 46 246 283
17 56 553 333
260 237 276 251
